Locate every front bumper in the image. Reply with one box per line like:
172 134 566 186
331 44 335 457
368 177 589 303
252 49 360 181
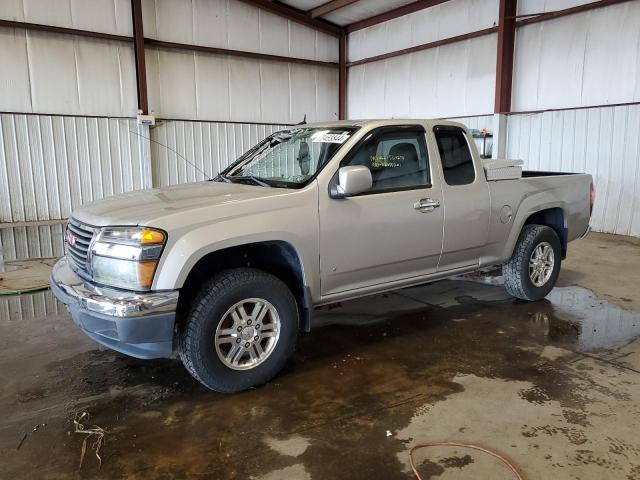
50 257 178 359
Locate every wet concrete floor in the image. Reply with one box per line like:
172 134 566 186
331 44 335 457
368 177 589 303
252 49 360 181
1 234 640 479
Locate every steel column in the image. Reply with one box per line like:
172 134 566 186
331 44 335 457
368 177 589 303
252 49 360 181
131 0 148 115
338 34 347 119
494 0 517 113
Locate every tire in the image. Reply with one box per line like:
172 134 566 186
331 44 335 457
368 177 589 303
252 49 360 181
503 224 562 301
179 268 298 393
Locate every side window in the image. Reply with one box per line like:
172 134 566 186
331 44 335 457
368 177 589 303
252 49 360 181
434 127 475 186
342 127 430 193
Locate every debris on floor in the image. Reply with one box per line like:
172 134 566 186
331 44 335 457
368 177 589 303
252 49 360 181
0 258 58 295
73 412 106 470
408 441 524 480
16 423 47 451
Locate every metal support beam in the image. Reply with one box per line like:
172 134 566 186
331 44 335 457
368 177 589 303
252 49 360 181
131 0 148 115
516 0 633 26
346 27 498 68
346 0 451 33
494 0 517 113
338 33 347 119
145 38 338 68
0 19 132 42
236 0 343 37
310 0 359 18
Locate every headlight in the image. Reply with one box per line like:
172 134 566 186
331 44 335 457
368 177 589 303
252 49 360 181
90 227 166 290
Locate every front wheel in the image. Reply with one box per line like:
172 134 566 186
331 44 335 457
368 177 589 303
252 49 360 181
503 225 562 301
179 268 299 393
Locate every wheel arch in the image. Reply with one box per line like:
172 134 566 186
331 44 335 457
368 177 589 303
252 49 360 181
176 241 312 332
522 207 567 258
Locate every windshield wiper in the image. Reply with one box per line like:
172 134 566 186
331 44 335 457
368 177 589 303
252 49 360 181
230 175 272 188
213 174 231 183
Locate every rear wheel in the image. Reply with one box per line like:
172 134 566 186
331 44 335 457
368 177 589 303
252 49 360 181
503 225 562 301
179 268 298 392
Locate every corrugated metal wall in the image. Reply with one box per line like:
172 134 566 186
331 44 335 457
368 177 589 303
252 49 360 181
0 289 63 325
506 105 640 237
0 114 150 223
150 120 287 186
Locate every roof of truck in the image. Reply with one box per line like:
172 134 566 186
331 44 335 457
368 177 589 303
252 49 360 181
291 119 466 129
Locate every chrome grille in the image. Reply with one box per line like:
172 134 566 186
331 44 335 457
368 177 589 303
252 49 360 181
65 218 96 276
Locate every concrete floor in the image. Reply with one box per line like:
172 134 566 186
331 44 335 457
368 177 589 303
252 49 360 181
1 233 640 479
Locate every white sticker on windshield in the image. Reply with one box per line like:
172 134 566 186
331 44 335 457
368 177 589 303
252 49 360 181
311 132 350 144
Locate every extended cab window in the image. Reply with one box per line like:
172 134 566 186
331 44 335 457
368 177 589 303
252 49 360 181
342 126 430 193
434 127 475 186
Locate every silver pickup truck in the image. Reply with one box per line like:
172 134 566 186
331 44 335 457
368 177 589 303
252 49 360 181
51 119 593 392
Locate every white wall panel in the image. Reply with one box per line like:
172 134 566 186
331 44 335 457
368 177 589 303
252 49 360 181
0 0 132 36
506 106 640 237
142 0 338 63
146 48 338 124
0 114 150 223
517 0 594 15
0 28 137 117
348 0 499 62
512 2 640 111
447 115 494 131
0 224 65 262
0 289 64 322
150 120 288 187
348 34 496 120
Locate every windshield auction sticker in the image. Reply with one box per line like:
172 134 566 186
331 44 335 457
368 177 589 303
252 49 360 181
311 131 350 144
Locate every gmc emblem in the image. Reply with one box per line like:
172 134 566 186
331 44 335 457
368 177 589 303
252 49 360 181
65 229 77 248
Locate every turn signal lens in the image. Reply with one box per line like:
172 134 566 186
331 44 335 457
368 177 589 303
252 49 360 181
140 229 165 244
137 261 159 288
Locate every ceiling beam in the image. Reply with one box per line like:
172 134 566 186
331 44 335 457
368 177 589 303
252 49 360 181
236 0 344 37
310 0 359 18
516 0 633 26
346 0 451 33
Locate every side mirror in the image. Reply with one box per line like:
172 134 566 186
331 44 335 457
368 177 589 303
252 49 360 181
332 166 373 198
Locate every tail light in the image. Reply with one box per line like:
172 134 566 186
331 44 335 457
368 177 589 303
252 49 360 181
589 182 596 216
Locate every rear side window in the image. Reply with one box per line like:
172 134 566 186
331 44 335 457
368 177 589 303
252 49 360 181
434 127 475 186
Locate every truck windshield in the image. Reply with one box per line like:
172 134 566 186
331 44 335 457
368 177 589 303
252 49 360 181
219 127 358 187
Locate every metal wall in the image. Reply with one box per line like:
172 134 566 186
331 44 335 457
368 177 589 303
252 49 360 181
347 0 498 62
146 50 339 124
512 1 640 111
506 105 640 237
142 0 339 124
0 28 138 117
0 114 150 223
150 120 286 186
348 33 497 119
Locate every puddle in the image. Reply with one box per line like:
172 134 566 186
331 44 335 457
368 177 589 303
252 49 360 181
545 287 640 350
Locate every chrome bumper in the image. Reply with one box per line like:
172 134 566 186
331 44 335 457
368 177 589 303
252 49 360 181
50 257 178 359
50 256 178 318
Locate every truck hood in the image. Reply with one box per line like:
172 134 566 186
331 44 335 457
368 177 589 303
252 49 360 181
72 181 294 227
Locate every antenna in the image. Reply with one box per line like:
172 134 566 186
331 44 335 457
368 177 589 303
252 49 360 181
123 121 213 181
295 114 307 126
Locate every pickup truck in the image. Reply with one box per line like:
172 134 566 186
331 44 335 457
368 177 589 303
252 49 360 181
51 119 594 392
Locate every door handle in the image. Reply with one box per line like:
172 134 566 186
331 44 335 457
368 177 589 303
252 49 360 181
413 198 440 213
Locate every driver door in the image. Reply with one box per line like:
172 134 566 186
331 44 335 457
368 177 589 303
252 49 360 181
318 125 444 297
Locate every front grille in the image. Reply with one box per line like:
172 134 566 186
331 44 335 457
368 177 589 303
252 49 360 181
65 218 96 277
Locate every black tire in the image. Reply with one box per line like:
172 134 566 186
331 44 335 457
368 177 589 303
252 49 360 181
179 268 298 393
503 225 562 301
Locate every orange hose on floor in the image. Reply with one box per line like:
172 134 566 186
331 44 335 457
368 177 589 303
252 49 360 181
409 441 524 480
